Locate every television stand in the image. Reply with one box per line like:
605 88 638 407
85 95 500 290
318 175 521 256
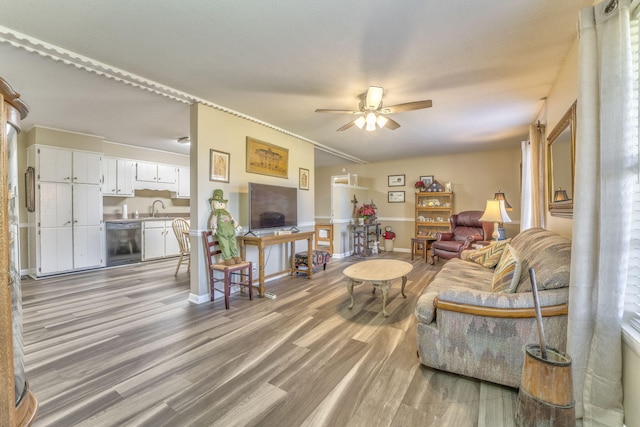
238 231 314 297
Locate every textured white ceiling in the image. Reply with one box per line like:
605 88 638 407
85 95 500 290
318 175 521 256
0 0 593 166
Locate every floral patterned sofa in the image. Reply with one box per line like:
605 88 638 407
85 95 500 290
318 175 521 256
414 228 572 388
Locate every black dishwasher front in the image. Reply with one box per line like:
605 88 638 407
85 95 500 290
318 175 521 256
106 221 142 266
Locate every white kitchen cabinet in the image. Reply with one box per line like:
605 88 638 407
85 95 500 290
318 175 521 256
135 161 177 191
136 161 158 183
37 145 72 183
73 151 102 184
143 221 166 260
73 225 103 269
73 184 102 226
37 146 101 184
28 145 104 277
103 157 135 196
38 182 72 228
166 225 180 256
142 220 182 260
39 228 73 275
157 164 177 184
176 167 190 198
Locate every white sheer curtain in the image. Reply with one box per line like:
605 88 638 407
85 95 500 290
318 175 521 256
567 0 634 425
520 124 545 230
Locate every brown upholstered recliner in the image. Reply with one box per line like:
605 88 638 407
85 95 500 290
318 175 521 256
430 210 493 264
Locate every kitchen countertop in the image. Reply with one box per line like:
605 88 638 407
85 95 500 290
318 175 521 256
104 213 190 223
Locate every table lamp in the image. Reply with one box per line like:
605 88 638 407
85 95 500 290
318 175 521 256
493 190 512 210
479 199 512 241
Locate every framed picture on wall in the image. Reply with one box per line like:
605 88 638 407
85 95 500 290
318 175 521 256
420 175 434 188
388 191 405 203
299 168 310 190
388 174 405 187
210 149 230 182
246 137 289 178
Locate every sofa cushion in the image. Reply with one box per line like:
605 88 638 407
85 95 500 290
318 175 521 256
414 258 493 324
467 239 511 268
491 244 521 293
510 228 571 292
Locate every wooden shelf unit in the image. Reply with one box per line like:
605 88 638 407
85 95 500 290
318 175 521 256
415 192 454 238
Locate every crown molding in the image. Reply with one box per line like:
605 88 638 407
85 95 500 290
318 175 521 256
0 25 367 165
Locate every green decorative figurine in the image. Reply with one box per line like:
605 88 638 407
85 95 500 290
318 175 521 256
209 189 243 266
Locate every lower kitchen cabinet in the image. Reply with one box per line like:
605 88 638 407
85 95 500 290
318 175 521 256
142 220 181 260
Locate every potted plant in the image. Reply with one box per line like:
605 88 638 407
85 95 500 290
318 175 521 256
355 203 376 224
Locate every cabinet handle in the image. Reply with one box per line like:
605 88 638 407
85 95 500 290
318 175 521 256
112 188 116 192
64 177 71 180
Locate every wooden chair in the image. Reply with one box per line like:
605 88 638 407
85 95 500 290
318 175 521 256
172 218 191 276
202 231 253 309
294 224 333 272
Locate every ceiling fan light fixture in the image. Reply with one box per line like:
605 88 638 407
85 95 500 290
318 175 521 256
376 114 388 128
354 116 366 129
366 86 384 110
365 112 377 131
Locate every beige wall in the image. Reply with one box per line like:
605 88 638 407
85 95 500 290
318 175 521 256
189 103 315 300
536 39 579 238
315 147 521 251
623 341 640 427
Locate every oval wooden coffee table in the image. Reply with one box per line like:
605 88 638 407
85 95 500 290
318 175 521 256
343 259 413 317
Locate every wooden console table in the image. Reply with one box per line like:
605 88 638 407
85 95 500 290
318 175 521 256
238 231 314 297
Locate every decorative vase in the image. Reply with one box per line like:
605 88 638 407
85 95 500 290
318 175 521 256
358 217 365 225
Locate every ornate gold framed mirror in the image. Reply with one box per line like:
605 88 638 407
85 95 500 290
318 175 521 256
547 101 576 218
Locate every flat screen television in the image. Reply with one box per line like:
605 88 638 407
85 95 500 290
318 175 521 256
248 182 298 231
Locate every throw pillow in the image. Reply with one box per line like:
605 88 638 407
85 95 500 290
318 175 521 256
467 239 511 268
491 244 521 293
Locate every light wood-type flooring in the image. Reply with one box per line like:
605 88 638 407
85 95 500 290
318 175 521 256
21 251 518 427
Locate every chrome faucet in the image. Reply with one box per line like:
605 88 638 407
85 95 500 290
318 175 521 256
152 199 166 217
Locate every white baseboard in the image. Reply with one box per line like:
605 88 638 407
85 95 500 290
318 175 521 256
187 293 210 304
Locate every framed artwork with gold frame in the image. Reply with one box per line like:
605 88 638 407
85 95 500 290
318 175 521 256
246 137 289 178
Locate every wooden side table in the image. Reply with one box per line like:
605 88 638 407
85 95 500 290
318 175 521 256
411 236 434 262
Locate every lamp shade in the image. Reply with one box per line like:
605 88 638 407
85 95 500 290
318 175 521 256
554 188 569 202
365 112 377 131
479 199 512 223
493 190 512 210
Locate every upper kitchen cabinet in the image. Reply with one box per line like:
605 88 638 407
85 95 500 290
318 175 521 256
134 161 178 191
103 157 135 197
73 151 102 184
176 167 190 199
37 145 101 184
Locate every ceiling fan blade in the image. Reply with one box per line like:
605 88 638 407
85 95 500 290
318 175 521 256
365 86 384 110
337 120 357 131
381 100 432 114
384 117 401 130
315 108 359 114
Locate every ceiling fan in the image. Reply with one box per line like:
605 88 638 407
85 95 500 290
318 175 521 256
315 86 432 132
